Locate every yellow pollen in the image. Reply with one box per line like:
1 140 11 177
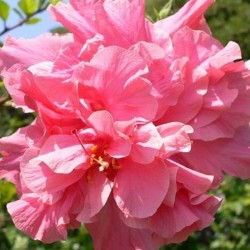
88 143 122 179
90 154 96 165
99 161 110 171
90 158 94 165
91 145 98 153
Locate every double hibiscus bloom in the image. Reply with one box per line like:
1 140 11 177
1 0 250 249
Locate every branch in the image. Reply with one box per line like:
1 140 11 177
0 3 50 37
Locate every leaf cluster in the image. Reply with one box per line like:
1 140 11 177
0 0 62 36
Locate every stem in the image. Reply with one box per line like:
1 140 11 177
0 95 10 106
72 129 90 156
0 3 50 37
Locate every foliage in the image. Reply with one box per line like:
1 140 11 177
146 0 175 21
205 0 250 59
0 0 10 21
0 0 63 36
0 0 250 249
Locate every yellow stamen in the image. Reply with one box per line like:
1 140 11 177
99 161 110 171
91 145 98 153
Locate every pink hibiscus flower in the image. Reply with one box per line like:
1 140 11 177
1 42 220 248
0 0 249 249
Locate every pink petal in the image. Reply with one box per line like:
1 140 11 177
149 58 185 120
0 33 72 70
49 2 96 42
86 197 162 250
172 27 221 67
157 122 193 156
78 34 104 61
7 195 67 243
114 159 170 218
209 41 242 69
163 166 178 207
178 126 250 186
75 46 157 121
130 123 163 164
161 191 220 243
0 127 28 191
96 0 147 47
156 65 208 125
155 0 215 36
130 41 165 64
120 190 220 243
89 46 148 90
87 110 119 138
34 135 88 173
21 148 84 193
110 76 158 122
88 111 131 158
190 80 239 140
1 65 33 112
166 159 214 194
77 170 112 223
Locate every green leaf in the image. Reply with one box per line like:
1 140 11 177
0 181 16 204
13 7 25 19
0 0 10 21
158 0 174 20
50 0 60 5
26 17 41 24
18 0 39 16
39 0 46 6
50 26 68 34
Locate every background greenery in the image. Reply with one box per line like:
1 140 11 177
0 0 250 249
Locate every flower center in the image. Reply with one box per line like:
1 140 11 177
72 130 121 182
87 144 121 182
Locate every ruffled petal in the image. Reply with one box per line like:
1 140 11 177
154 0 215 36
130 123 163 164
178 126 250 186
0 127 28 191
33 135 88 173
157 122 193 156
7 195 68 243
86 197 162 250
95 0 147 47
88 111 131 157
77 170 112 223
0 33 72 70
49 2 96 42
21 148 85 193
114 159 170 218
75 46 157 121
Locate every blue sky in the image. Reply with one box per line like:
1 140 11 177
0 1 62 41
